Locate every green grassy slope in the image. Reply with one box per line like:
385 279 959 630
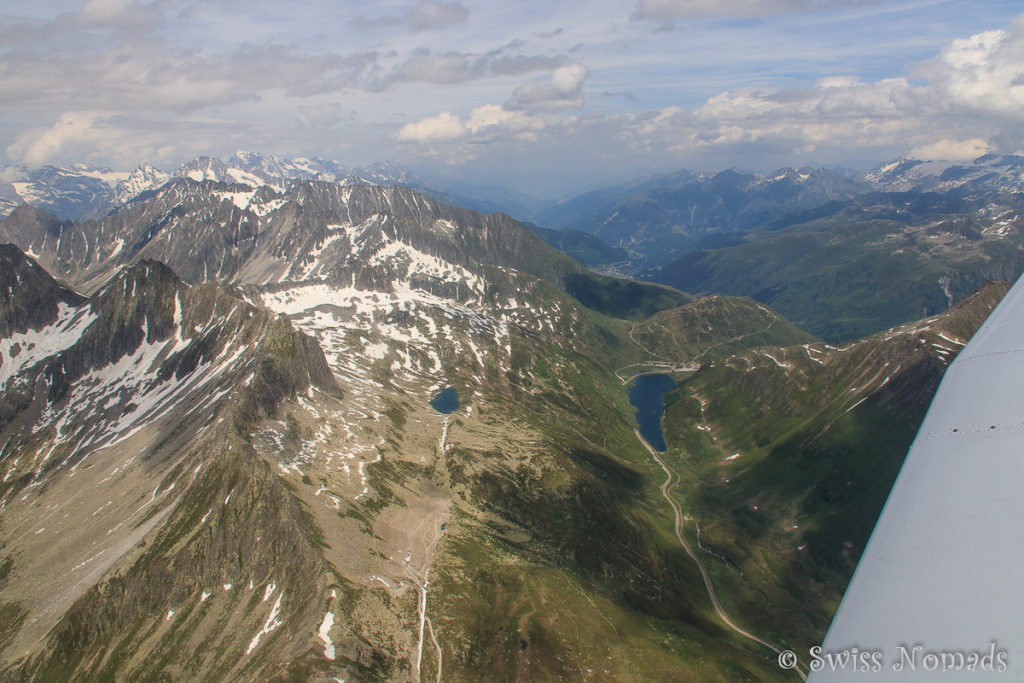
564 271 693 322
659 209 1024 341
393 279 825 681
628 295 815 366
657 281 1008 654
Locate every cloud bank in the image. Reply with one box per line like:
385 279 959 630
1 1 1021 193
395 13 1024 175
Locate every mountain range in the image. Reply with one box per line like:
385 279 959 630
657 190 1024 340
0 152 1016 680
0 174 800 680
0 152 414 223
7 151 1023 295
539 166 872 269
6 151 1023 229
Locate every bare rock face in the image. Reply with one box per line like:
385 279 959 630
0 178 587 294
0 244 354 680
0 244 84 337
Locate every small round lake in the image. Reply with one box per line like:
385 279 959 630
430 387 460 414
628 374 676 452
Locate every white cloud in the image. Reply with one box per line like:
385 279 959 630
4 111 230 168
466 105 517 133
609 18 1024 161
395 111 466 142
394 104 566 150
488 54 567 76
506 62 588 110
392 12 1024 173
0 166 26 183
915 18 1024 118
0 40 383 113
395 50 478 85
7 112 112 167
296 102 349 127
75 0 160 30
552 63 588 93
2 1 1023 185
389 16 1019 172
405 1 470 31
80 0 136 22
636 78 927 157
5 111 158 167
910 138 992 161
390 49 568 87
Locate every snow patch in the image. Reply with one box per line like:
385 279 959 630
0 302 97 391
246 591 285 655
318 611 336 660
213 189 257 211
937 332 965 346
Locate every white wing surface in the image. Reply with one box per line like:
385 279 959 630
810 275 1024 681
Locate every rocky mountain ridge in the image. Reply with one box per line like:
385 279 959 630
0 248 348 679
656 190 1024 341
865 153 1024 196
535 153 1024 274
0 152 416 223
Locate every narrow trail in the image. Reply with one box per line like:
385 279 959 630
616 306 778 384
426 615 443 683
636 430 807 680
411 568 429 681
410 414 452 682
438 416 450 455
408 531 446 683
629 322 677 363
690 308 777 365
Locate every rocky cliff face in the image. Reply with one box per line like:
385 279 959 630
0 248 354 679
0 244 84 337
0 179 583 294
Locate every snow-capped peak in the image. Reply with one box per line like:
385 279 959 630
866 153 1024 194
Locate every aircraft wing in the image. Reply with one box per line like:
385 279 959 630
808 276 1024 681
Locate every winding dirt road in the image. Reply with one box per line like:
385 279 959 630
636 430 806 680
616 305 778 384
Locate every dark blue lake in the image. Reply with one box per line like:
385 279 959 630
628 374 675 452
430 387 460 414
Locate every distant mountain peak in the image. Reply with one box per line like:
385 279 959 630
865 153 1024 194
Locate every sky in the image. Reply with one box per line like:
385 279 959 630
0 0 1022 196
